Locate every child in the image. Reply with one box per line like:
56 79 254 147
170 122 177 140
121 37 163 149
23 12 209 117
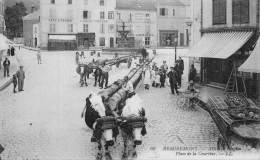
12 74 17 93
155 72 160 88
159 69 166 88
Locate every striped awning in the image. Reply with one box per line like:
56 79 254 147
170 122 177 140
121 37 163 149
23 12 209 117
186 31 253 59
239 37 260 73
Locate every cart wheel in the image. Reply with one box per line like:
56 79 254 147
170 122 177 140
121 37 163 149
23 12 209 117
217 137 226 150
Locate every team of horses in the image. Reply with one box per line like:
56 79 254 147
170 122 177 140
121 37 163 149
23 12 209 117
81 60 149 160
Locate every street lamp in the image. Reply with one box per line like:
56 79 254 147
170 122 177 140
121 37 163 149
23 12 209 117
174 36 178 62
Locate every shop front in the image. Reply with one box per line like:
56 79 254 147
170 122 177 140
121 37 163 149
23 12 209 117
48 34 77 51
186 30 258 98
159 30 178 47
77 33 95 50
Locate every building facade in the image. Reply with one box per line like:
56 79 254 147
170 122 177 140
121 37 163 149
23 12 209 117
116 0 157 48
157 0 191 47
190 0 260 99
0 0 5 34
23 11 40 47
40 0 117 50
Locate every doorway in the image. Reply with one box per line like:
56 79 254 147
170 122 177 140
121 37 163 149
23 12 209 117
110 37 114 48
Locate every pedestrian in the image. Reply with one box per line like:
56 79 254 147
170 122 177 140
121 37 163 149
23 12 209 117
189 64 197 82
75 52 80 65
176 57 184 86
159 69 166 88
37 50 42 64
80 51 85 58
151 68 156 87
3 57 10 77
100 63 111 89
143 66 151 90
11 46 15 56
141 47 148 60
7 48 11 56
16 66 25 92
12 74 17 93
155 72 160 88
94 67 102 87
161 60 168 73
167 67 179 95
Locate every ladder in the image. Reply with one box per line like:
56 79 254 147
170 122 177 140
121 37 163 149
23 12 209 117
225 64 247 96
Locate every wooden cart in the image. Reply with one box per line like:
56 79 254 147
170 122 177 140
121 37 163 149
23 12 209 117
208 96 260 150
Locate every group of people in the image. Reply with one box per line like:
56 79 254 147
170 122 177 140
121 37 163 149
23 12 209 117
143 56 197 95
76 51 112 89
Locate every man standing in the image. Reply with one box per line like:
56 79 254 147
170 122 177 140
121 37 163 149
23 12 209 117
167 67 179 95
3 57 10 77
189 64 197 82
16 66 25 91
177 57 184 86
161 60 168 73
11 46 15 56
100 63 111 89
37 50 42 64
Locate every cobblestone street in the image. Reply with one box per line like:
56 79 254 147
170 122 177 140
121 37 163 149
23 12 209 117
0 49 219 160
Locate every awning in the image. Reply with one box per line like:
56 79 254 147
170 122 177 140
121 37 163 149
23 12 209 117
239 37 260 73
49 34 76 41
186 31 253 59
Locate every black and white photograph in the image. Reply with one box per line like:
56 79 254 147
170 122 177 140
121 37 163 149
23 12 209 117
0 0 260 159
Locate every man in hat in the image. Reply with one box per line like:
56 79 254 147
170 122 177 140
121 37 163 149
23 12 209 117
3 57 10 77
167 67 179 95
16 66 25 91
100 63 111 89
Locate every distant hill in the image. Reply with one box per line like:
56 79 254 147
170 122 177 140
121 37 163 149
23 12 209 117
5 0 40 12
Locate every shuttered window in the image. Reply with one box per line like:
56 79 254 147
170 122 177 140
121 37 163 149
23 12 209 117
213 0 227 25
232 0 249 24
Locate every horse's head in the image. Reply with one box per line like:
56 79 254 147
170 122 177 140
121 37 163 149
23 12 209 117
122 94 147 145
86 93 114 144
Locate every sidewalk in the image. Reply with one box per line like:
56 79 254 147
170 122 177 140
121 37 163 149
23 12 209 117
0 53 22 91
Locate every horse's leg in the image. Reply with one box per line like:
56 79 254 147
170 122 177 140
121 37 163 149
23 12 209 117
132 144 137 158
104 143 112 160
96 141 103 160
122 131 128 160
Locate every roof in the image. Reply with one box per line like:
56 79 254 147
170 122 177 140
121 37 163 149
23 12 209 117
116 0 157 11
158 0 186 6
23 10 40 21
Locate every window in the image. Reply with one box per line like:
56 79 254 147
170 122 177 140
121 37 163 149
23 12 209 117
146 13 150 18
50 24 55 33
232 0 249 24
100 0 105 6
108 11 114 19
83 11 90 19
100 23 105 33
99 37 105 46
68 24 73 32
213 0 227 25
100 11 105 19
50 0 55 4
83 24 88 33
108 24 114 33
117 13 121 20
173 9 175 16
68 0 72 4
145 37 150 46
160 8 168 16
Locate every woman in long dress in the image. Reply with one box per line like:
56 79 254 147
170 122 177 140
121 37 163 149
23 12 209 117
143 66 151 90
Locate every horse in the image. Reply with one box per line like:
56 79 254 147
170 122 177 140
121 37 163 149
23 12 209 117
119 93 147 159
81 93 118 160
